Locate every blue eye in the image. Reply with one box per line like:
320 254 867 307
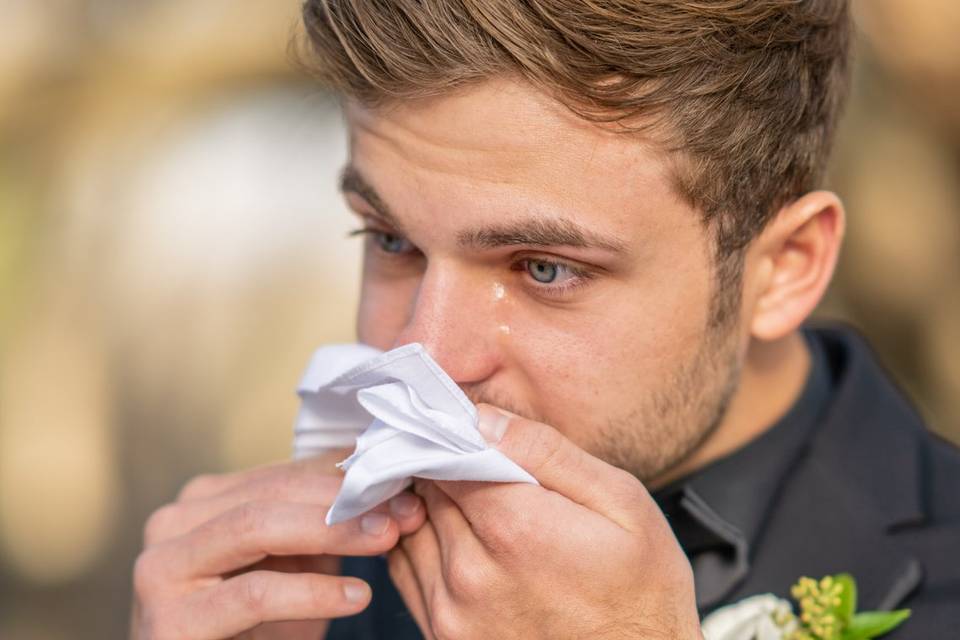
375 232 412 254
527 260 559 283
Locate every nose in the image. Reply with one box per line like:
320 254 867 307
392 260 501 385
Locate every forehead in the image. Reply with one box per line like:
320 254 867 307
343 78 691 241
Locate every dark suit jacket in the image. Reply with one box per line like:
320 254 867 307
328 327 960 638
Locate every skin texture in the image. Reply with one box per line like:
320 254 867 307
131 77 844 638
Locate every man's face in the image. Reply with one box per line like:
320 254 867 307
342 79 744 482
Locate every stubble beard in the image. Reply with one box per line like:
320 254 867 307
574 250 745 483
587 319 742 483
461 314 742 483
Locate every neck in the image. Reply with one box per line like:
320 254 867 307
648 330 812 490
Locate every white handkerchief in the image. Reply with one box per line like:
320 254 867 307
292 343 537 525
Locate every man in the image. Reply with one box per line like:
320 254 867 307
131 1 960 638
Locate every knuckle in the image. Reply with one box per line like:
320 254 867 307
483 511 531 556
442 552 486 601
177 473 221 501
519 424 567 476
635 518 666 557
306 575 333 609
232 501 270 540
236 572 271 615
620 530 647 565
133 548 166 597
241 471 287 504
430 598 464 640
272 467 303 495
612 468 647 502
270 464 337 502
143 504 178 546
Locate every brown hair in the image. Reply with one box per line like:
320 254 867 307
299 0 851 258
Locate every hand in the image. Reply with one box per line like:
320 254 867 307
389 406 703 640
131 452 426 639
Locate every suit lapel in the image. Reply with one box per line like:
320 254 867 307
794 328 929 611
717 329 932 614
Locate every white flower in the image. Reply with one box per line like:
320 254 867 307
701 593 798 640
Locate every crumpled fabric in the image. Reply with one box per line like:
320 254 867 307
292 342 537 525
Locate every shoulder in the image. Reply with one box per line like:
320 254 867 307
786 327 960 615
809 325 960 526
818 324 960 521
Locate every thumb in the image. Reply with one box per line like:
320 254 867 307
476 404 651 531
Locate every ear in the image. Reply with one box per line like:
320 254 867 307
744 191 845 341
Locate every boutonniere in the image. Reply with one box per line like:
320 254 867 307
701 573 911 640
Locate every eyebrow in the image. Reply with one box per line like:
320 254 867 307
339 165 400 227
339 165 626 254
457 218 626 252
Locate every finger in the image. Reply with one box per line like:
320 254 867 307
412 480 479 564
176 571 371 639
388 548 436 640
432 478 594 559
399 519 444 608
149 476 423 547
152 501 400 580
386 491 428 536
469 404 651 531
147 473 343 546
176 450 351 502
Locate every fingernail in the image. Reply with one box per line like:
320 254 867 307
360 512 390 535
389 493 421 518
343 580 370 603
477 405 509 444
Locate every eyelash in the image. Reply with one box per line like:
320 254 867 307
347 227 418 254
348 227 596 299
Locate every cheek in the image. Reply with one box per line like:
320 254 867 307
502 306 638 437
503 266 713 438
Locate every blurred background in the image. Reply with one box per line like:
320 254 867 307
0 1 957 637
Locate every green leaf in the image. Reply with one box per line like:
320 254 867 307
844 609 911 639
834 573 857 625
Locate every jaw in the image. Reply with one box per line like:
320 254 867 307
647 330 811 489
